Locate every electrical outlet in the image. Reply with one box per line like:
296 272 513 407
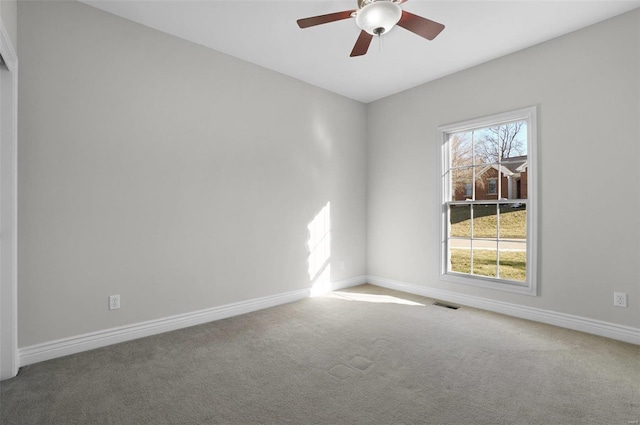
613 292 627 308
109 295 120 310
340 261 345 270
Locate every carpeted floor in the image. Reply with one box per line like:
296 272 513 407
1 284 638 424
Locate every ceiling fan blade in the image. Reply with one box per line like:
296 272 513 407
297 10 356 29
350 30 373 57
397 10 445 40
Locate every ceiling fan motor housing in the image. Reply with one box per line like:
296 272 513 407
356 0 402 36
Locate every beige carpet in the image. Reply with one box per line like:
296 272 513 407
1 284 638 424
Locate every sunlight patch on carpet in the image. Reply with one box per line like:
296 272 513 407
328 291 425 306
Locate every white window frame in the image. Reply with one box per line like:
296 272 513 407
438 106 538 295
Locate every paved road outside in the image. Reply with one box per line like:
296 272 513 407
449 239 526 251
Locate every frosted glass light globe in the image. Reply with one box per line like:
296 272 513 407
355 1 402 36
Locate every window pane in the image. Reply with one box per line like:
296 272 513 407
450 132 473 168
499 204 526 239
450 205 471 238
498 242 526 282
503 121 528 161
472 204 497 238
451 167 473 201
474 165 500 200
474 127 501 163
472 247 497 278
501 156 528 200
475 121 528 163
449 246 471 274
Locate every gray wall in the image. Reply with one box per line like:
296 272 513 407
18 1 367 347
17 1 640 349
367 9 640 328
0 0 17 52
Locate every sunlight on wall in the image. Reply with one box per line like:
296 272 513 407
308 202 331 296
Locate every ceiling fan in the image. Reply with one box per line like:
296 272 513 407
297 0 445 57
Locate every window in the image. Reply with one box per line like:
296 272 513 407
487 178 497 195
439 107 537 295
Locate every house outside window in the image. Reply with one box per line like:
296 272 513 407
438 107 537 295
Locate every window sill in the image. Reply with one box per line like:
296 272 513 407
440 271 537 296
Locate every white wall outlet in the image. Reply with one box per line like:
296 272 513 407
613 292 627 308
340 261 345 270
109 295 120 310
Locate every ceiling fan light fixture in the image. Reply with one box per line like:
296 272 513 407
355 1 402 36
297 0 445 57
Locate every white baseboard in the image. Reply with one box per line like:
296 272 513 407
19 276 369 367
23 274 632 367
367 275 640 345
19 287 310 366
330 275 368 291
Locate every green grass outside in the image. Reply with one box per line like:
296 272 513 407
450 249 526 282
450 204 526 239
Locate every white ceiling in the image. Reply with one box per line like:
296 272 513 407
80 0 640 103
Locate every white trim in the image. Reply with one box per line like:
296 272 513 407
329 274 368 291
18 275 368 367
0 15 18 380
440 265 534 295
437 106 538 296
438 107 536 135
367 275 640 345
20 288 310 366
17 274 638 366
